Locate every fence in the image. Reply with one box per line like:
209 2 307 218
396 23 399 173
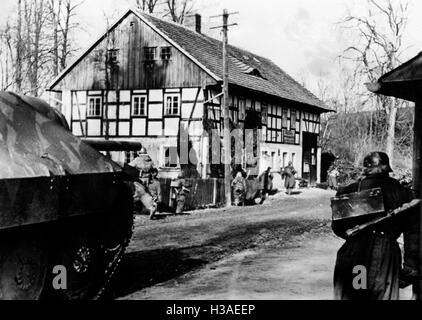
159 178 226 211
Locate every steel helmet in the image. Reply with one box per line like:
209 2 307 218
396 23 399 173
363 152 393 173
138 147 148 155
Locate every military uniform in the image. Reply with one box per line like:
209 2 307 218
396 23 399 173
148 178 162 203
332 152 418 300
171 177 190 214
282 164 296 194
129 148 157 219
258 168 273 203
232 174 246 206
130 153 154 182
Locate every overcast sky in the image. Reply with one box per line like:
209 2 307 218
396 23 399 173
1 0 422 95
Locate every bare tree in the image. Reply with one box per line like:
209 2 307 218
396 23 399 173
0 23 14 91
135 0 160 13
340 0 409 164
49 0 61 77
164 0 194 23
16 0 23 92
0 0 81 97
25 0 51 96
131 0 196 24
47 0 82 75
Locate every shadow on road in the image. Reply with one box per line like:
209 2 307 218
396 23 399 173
105 247 206 300
106 217 330 300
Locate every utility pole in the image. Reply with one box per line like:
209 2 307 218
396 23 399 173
222 10 231 208
211 9 238 207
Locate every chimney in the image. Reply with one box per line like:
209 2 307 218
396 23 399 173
184 14 201 33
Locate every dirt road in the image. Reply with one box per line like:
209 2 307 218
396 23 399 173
108 187 413 300
106 188 344 300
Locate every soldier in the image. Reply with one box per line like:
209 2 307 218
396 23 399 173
232 171 247 206
129 147 157 219
171 174 191 214
129 147 154 185
332 152 418 300
282 161 297 195
328 166 340 190
148 168 162 218
258 167 273 204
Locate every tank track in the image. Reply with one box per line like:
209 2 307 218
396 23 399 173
93 214 134 300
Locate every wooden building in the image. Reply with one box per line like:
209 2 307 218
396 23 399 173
48 9 330 184
367 52 422 192
367 52 422 298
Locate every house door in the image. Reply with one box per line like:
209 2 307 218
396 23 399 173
244 110 261 176
302 132 318 185
271 152 276 169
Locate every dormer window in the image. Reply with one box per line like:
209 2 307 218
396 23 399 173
160 47 172 60
248 68 265 79
230 55 266 79
144 47 156 61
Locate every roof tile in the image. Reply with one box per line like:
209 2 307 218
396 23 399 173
142 12 329 111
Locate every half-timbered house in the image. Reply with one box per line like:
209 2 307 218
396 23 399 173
48 9 331 184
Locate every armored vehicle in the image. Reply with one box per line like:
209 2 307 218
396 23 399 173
0 91 134 300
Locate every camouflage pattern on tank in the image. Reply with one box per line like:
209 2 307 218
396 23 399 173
0 91 120 180
0 91 134 300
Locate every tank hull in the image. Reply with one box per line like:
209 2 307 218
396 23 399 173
0 91 134 300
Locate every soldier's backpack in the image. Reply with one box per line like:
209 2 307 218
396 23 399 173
331 187 385 222
331 178 421 238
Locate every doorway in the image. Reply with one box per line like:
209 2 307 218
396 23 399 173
302 132 318 185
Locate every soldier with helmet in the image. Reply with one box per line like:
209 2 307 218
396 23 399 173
148 168 162 211
171 173 192 214
129 147 158 219
130 147 154 184
332 151 419 300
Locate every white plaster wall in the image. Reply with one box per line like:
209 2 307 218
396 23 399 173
260 143 303 191
317 147 322 183
62 90 72 125
108 136 205 179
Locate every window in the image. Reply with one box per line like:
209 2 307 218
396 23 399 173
88 97 102 117
282 108 288 128
266 105 283 143
160 47 172 60
303 112 321 134
164 147 178 168
290 109 296 128
132 95 147 116
229 107 238 123
208 106 221 121
144 47 156 61
238 99 246 120
261 104 268 125
165 94 180 115
107 49 119 65
292 153 296 167
251 100 256 111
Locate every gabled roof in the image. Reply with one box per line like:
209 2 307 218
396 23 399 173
49 9 329 112
137 11 329 112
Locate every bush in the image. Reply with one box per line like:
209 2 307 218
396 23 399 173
391 167 413 188
328 159 362 186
